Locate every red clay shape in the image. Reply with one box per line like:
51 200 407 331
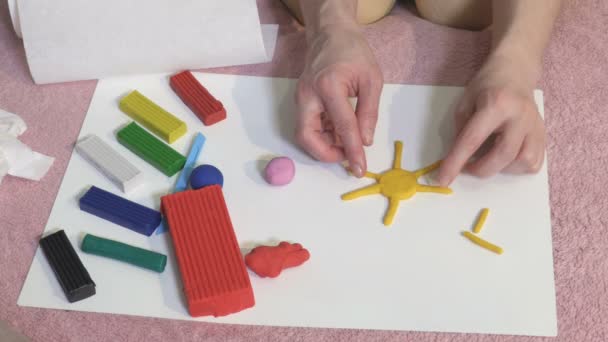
170 70 226 126
245 242 310 278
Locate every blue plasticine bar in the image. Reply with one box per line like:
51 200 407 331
79 186 161 236
155 132 206 235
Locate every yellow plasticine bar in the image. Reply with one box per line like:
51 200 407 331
472 208 490 234
462 231 503 255
119 90 187 144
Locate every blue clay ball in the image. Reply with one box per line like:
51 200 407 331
190 164 223 190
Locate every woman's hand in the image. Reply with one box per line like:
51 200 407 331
295 24 383 177
437 55 546 186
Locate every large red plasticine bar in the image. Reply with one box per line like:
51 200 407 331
161 185 254 317
170 71 227 126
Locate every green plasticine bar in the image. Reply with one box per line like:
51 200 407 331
119 90 187 144
81 234 167 273
117 122 186 177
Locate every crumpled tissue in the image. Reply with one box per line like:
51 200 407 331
0 108 54 185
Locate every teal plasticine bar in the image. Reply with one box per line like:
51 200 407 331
81 234 167 273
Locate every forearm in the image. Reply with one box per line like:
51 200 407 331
300 0 358 40
490 0 562 83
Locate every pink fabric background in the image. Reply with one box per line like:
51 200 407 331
1 0 607 341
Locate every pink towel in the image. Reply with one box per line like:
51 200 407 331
1 0 607 341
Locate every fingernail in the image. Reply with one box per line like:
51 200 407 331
426 172 439 186
365 129 374 146
351 163 364 177
436 175 449 187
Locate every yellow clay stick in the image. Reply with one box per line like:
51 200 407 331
393 140 403 169
472 208 490 234
416 184 453 194
462 231 503 255
414 160 442 177
341 184 382 201
364 171 380 180
383 197 399 226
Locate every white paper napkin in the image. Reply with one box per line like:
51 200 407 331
0 109 54 185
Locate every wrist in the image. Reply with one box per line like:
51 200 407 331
303 1 359 42
484 48 542 90
490 39 543 82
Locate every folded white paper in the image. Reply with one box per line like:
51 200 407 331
0 109 54 185
7 0 21 38
13 0 278 84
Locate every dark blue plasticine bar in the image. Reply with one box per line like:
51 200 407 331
39 230 96 303
79 186 161 236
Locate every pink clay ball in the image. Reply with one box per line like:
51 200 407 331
264 157 295 186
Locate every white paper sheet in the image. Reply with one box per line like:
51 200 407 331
18 73 557 336
15 0 278 84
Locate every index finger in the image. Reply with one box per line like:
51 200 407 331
321 92 366 177
437 109 501 186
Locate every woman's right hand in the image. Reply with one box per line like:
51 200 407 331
295 24 383 177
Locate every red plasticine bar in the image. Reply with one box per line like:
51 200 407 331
161 185 254 317
170 71 226 126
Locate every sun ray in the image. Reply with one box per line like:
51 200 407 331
416 185 453 194
341 183 382 200
364 171 380 180
383 197 400 226
393 140 403 169
414 160 442 177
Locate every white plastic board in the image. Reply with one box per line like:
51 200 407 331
18 73 557 336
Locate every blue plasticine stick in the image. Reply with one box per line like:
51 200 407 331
174 133 206 192
155 132 206 234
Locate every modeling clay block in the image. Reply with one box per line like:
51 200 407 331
342 140 452 226
79 186 161 236
245 242 310 278
170 71 226 126
119 90 187 143
264 157 295 186
81 234 167 272
190 164 223 190
161 186 254 317
472 208 490 234
76 134 144 193
462 231 503 255
39 230 96 303
117 122 186 177
155 132 206 235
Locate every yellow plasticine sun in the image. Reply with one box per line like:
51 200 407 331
342 140 453 226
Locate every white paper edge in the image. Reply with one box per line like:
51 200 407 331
261 24 279 61
8 0 22 38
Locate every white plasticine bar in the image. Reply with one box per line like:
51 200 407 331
76 135 143 193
